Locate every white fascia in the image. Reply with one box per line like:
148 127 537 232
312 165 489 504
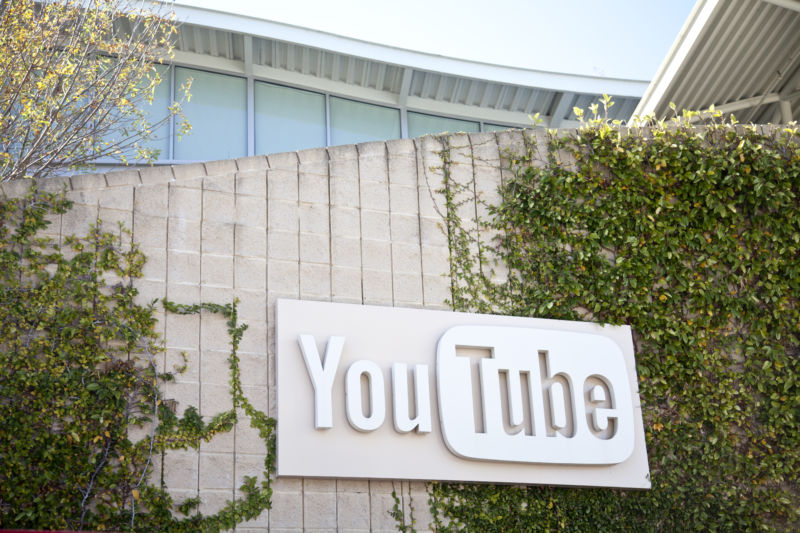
633 0 721 118
166 3 649 97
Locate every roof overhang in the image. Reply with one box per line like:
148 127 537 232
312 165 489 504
634 0 800 123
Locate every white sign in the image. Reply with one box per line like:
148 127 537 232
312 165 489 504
276 299 650 488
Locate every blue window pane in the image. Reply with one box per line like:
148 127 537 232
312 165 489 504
174 67 246 161
483 123 515 132
255 82 326 154
330 97 400 146
408 112 479 138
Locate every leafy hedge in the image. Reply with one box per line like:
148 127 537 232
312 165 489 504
431 115 800 531
0 190 273 531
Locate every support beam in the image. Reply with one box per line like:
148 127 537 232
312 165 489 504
548 92 574 129
398 68 413 107
244 35 255 157
780 99 794 122
762 0 800 13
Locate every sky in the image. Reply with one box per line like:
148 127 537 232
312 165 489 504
176 0 697 82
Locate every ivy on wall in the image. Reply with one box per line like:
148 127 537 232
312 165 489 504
0 189 274 531
429 111 800 531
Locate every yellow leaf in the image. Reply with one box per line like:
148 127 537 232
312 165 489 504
132 489 140 500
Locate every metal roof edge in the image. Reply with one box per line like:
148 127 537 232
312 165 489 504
167 3 649 97
633 0 721 118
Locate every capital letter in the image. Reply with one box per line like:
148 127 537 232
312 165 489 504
298 334 344 429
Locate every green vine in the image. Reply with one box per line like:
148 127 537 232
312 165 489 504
424 107 800 531
0 188 274 531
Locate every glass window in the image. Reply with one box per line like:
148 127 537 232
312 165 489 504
174 67 246 161
483 123 515 132
100 63 170 161
407 112 479 138
329 97 400 146
255 82 325 154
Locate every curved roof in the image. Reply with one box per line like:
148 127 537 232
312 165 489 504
166 2 650 128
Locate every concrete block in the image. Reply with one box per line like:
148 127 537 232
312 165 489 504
299 171 329 204
390 184 419 215
330 174 359 207
370 491 400 530
202 190 235 224
361 210 390 241
394 271 423 306
197 490 232 516
270 491 303 528
268 200 298 232
133 214 167 247
134 183 168 216
356 139 386 157
327 143 358 162
162 449 198 491
387 137 416 156
236 155 269 172
267 168 299 201
422 244 450 275
168 218 201 253
162 381 199 417
300 232 330 264
420 216 447 246
203 173 236 194
360 179 390 210
167 250 201 284
200 349 231 386
235 225 267 258
97 186 134 211
363 269 393 305
236 423 268 455
423 273 451 309
267 150 299 169
166 347 199 382
140 246 167 281
233 288 267 322
298 146 329 166
0 179 33 199
305 479 336 492
236 169 268 197
241 385 268 413
168 185 202 220
331 266 362 302
300 262 331 298
238 353 268 386
235 256 267 290
204 158 238 176
199 452 234 490
70 172 106 190
37 176 71 193
304 491 337 528
200 313 232 352
268 230 300 260
331 237 361 268
361 239 391 271
97 207 132 231
358 153 388 184
200 383 234 417
61 203 96 236
338 491 371 529
392 242 421 273
267 260 299 293
139 165 174 185
200 220 234 256
133 279 165 307
330 206 360 238
299 203 329 234
171 162 207 182
165 312 200 350
390 213 420 243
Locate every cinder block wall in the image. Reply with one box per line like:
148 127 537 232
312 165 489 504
1 130 532 532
